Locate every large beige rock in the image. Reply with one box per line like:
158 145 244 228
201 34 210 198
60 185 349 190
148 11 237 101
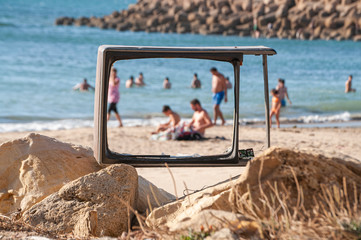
229 147 361 213
22 164 138 238
147 147 361 234
0 133 101 216
146 175 236 229
137 176 175 214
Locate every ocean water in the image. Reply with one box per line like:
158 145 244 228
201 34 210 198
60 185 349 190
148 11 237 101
1 0 361 132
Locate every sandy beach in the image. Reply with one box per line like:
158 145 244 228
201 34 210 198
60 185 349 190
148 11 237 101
1 125 360 197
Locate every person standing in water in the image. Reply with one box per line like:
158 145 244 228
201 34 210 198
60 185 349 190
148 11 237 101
345 75 356 93
191 73 201 88
135 72 145 86
73 78 94 91
107 67 123 127
276 78 292 107
125 76 134 88
269 89 281 128
210 67 227 125
163 77 171 89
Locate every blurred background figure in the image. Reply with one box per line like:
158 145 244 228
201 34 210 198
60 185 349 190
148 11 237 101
345 75 356 93
191 73 201 89
163 77 171 89
125 76 134 88
276 78 292 107
135 72 145 86
73 78 94 91
225 77 232 89
107 68 123 127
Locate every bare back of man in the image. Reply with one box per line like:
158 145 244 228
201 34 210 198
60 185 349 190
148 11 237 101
211 73 227 94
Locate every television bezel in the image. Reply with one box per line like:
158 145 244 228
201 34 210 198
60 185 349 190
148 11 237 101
94 45 276 167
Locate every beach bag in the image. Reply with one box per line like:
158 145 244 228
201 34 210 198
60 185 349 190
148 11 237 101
176 131 202 141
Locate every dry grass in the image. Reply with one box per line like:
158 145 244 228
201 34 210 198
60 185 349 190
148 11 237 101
8 161 360 239
229 164 361 239
128 162 361 240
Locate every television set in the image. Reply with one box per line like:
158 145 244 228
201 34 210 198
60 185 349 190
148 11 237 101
94 46 276 167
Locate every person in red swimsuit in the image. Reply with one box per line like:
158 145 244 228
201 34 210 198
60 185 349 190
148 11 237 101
269 89 281 128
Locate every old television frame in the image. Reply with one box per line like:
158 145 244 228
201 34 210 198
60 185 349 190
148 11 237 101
94 45 276 167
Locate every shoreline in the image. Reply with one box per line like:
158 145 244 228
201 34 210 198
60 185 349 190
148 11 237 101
1 114 361 133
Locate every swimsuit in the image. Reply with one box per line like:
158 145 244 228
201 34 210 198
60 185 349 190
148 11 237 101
281 98 286 107
271 96 280 114
212 91 225 105
108 78 120 113
108 78 120 103
108 102 118 114
276 86 287 106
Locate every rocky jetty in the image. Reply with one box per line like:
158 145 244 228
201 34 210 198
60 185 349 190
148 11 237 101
55 0 361 41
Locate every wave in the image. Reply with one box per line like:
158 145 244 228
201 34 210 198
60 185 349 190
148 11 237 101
0 119 94 133
241 111 358 125
0 112 360 133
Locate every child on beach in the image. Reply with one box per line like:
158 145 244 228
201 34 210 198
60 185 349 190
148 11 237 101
270 89 281 128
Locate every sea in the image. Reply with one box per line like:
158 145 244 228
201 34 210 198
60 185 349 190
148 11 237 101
1 0 361 132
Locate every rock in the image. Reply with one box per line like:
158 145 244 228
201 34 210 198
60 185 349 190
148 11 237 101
280 18 291 30
259 12 277 27
174 11 188 22
353 35 361 41
137 176 175 214
342 0 358 5
53 0 360 40
253 3 265 17
221 5 232 15
324 1 337 15
146 178 235 229
242 0 253 11
168 5 182 16
158 15 174 25
146 17 159 28
229 147 361 213
344 16 356 29
239 12 253 24
205 228 238 240
343 26 355 38
0 133 101 216
147 147 361 235
220 15 240 28
206 16 218 25
276 3 289 18
265 3 279 14
187 12 199 22
22 164 138 238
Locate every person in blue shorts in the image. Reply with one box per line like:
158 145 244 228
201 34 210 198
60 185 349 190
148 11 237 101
210 67 227 125
276 78 292 107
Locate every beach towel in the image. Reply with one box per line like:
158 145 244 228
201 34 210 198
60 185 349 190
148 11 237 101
150 122 204 141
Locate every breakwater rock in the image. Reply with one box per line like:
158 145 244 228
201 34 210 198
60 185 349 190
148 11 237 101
55 0 361 41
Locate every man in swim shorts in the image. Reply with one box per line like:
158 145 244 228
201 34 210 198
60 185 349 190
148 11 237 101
276 78 292 107
210 67 227 125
